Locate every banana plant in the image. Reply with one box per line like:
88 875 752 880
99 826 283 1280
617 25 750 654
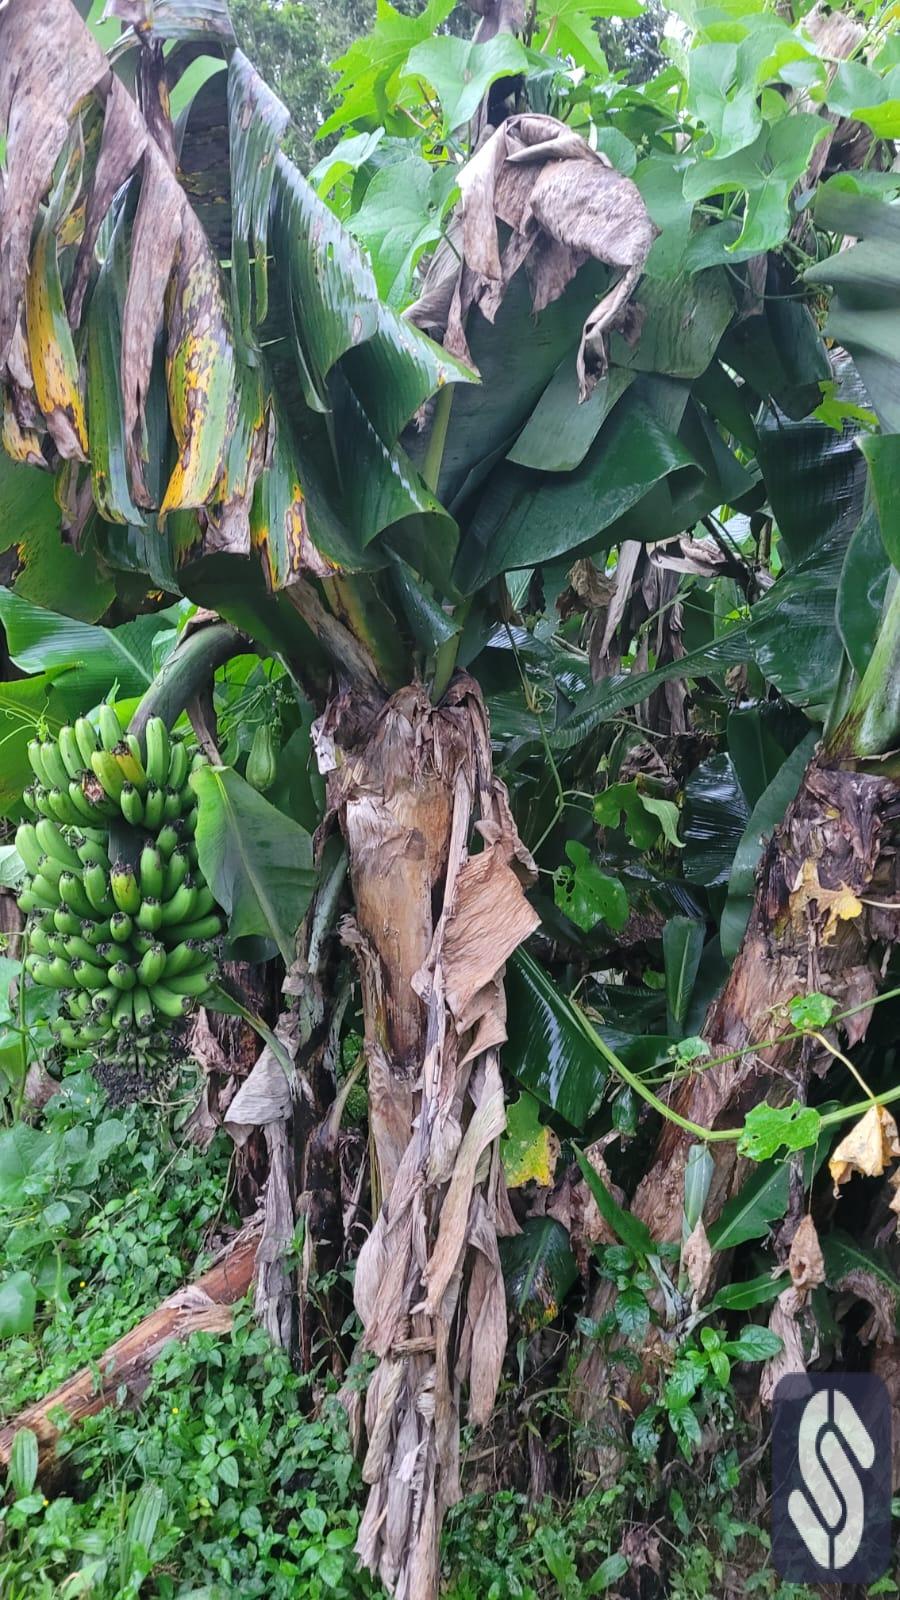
2 0 900 1594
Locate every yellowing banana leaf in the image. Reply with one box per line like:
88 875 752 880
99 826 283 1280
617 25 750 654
206 356 268 557
159 213 236 515
1 392 44 470
250 411 328 591
24 217 88 462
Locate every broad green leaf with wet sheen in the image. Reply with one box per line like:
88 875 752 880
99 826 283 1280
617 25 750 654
192 764 316 964
404 34 529 131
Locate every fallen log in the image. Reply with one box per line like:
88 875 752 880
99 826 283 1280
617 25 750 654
0 1223 260 1478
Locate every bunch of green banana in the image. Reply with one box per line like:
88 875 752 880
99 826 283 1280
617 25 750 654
18 705 225 1059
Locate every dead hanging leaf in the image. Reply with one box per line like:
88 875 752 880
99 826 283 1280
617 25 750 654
829 1104 900 1192
68 76 148 330
787 1214 825 1294
0 0 107 375
502 1091 560 1189
407 112 655 397
682 1217 713 1304
24 216 89 461
789 858 863 943
159 210 236 516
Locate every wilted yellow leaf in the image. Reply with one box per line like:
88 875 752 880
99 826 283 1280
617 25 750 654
790 859 862 943
828 1104 900 1191
502 1091 560 1189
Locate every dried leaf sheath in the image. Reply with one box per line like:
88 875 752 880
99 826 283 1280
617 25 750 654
330 679 538 1600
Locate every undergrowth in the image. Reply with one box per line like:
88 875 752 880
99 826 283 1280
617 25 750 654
0 1069 892 1599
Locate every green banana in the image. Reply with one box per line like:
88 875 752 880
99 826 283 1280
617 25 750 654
142 783 165 831
136 898 163 932
28 926 53 957
162 847 190 898
34 910 57 934
32 872 61 906
58 871 93 919
91 986 117 1015
17 888 45 916
108 961 136 991
47 788 78 825
58 726 84 781
165 913 223 944
65 934 103 965
74 717 99 768
67 989 92 1017
47 955 75 987
137 943 166 986
80 918 111 946
15 824 43 874
162 939 207 978
94 943 116 965
110 863 141 916
133 986 154 1032
22 786 40 816
165 963 216 997
34 819 79 868
76 837 109 870
83 862 115 916
148 983 192 1020
40 740 70 792
182 805 199 836
162 788 182 822
35 852 65 885
140 844 164 899
144 718 170 788
53 907 82 936
156 822 182 859
159 881 198 928
120 783 144 826
113 990 134 1031
114 740 146 788
27 739 49 787
72 959 109 991
67 779 102 824
131 932 156 957
48 934 70 958
166 740 188 792
98 703 122 751
110 912 133 944
90 749 126 802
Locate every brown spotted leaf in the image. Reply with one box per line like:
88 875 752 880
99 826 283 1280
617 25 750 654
24 215 89 461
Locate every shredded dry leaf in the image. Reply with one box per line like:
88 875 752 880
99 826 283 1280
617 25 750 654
407 112 655 398
787 1213 825 1294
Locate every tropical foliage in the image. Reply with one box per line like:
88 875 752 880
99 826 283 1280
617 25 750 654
1 0 900 1593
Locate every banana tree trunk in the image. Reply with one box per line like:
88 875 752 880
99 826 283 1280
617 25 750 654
574 748 900 1430
326 675 538 1600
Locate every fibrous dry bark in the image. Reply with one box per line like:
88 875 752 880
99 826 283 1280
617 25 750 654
325 676 539 1600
